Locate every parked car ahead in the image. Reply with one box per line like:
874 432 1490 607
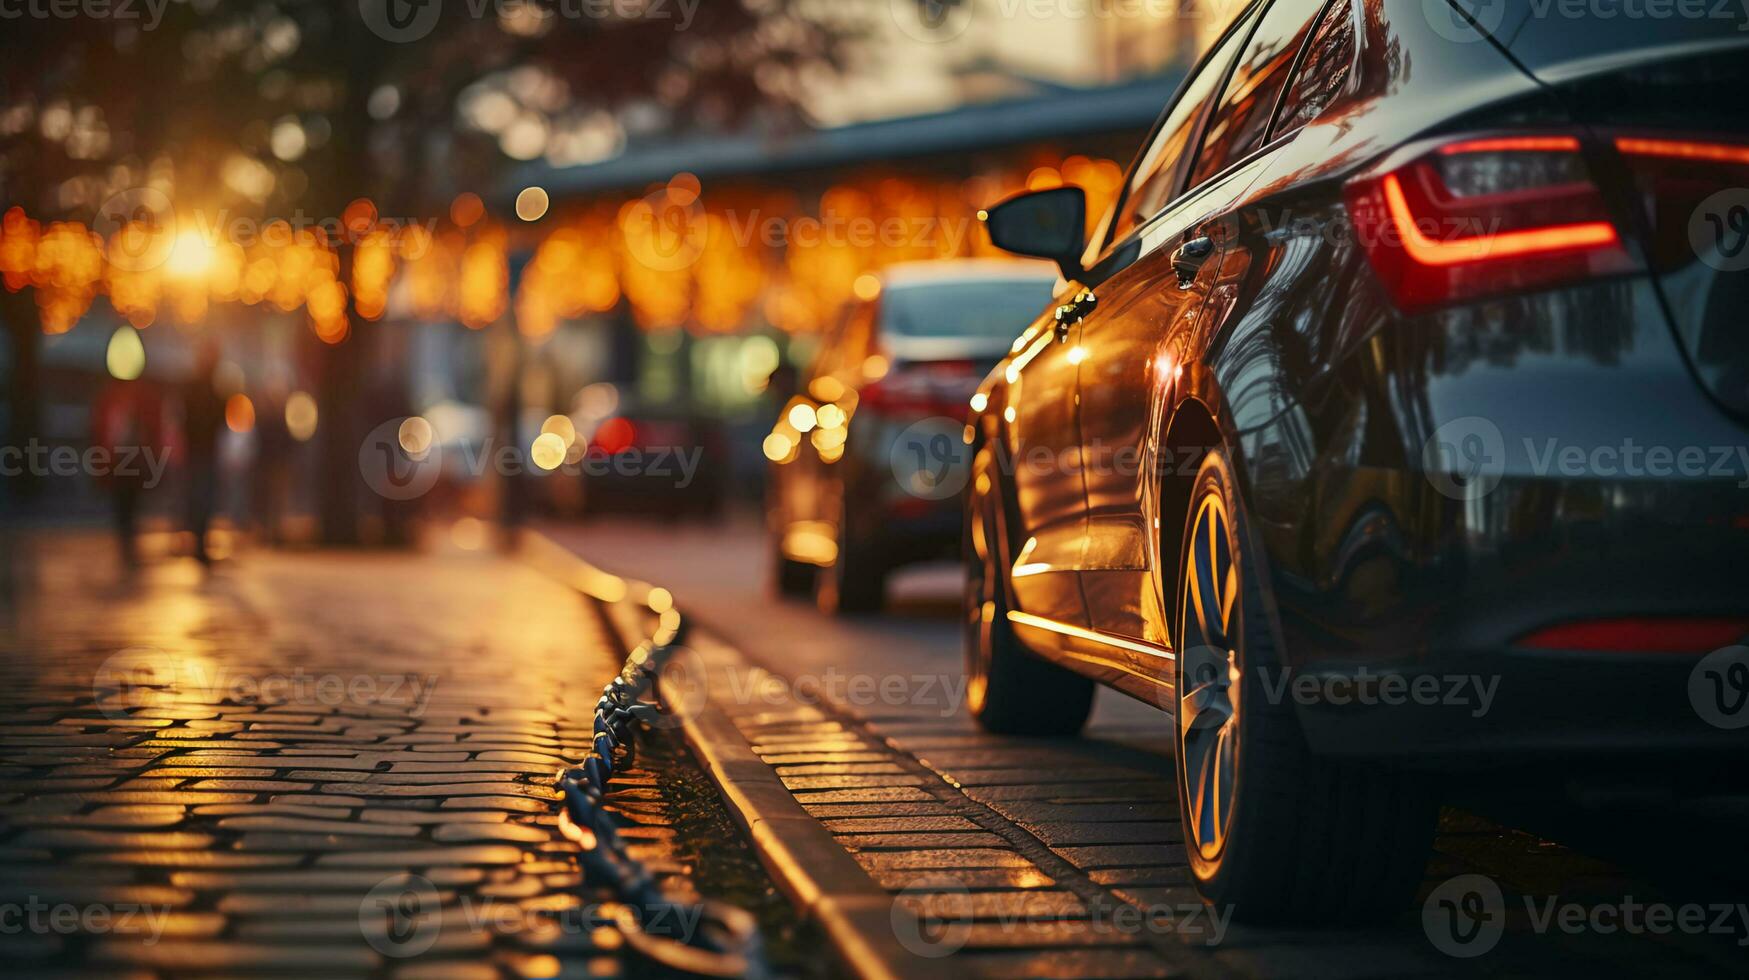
968 0 1749 923
767 259 1057 613
579 399 727 522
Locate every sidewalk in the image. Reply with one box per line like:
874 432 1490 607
0 531 673 978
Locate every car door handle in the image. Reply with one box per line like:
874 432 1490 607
1172 236 1214 287
1052 289 1098 342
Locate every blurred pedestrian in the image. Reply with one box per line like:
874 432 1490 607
91 375 170 568
251 382 292 546
181 340 225 564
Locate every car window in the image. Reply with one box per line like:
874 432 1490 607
1105 7 1259 249
1272 0 1354 136
879 280 1058 339
1188 0 1330 187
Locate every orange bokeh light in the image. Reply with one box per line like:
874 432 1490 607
450 192 486 228
225 394 256 433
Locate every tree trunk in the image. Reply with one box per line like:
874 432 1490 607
0 291 43 513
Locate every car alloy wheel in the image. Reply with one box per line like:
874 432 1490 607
1170 449 1437 922
1178 491 1242 862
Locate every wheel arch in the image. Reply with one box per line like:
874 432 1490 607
1155 398 1223 653
967 413 1018 579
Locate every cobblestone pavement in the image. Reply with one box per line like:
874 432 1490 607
0 532 694 979
545 518 1749 979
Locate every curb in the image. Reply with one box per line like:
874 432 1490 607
520 531 948 980
678 630 944 980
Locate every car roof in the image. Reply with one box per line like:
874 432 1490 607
879 258 1058 288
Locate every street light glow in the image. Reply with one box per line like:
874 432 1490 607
165 230 215 279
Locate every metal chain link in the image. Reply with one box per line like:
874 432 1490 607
554 586 767 978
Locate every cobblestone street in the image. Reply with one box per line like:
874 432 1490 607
3 523 1746 979
0 532 690 979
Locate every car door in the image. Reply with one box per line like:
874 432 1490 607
1002 288 1091 626
1074 0 1341 652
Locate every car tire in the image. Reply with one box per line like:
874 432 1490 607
816 493 885 615
964 442 1094 736
1173 449 1436 924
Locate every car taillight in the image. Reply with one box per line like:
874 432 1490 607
1518 617 1749 653
1611 135 1749 272
1344 134 1638 312
860 359 982 420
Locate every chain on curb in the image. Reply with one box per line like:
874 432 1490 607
553 587 767 979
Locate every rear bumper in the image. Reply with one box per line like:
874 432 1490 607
1288 647 1746 766
1269 462 1749 763
1242 277 1749 762
844 415 965 563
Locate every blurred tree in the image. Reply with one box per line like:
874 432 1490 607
0 0 843 534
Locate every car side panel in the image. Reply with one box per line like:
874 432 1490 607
998 301 1093 627
1077 154 1273 654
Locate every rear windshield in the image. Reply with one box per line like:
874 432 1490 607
1473 2 1749 71
880 279 1057 338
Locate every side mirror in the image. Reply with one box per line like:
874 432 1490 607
980 186 1087 280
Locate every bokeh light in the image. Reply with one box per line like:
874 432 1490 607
398 416 434 457
515 186 550 222
450 192 486 228
105 325 145 380
285 391 318 441
224 394 256 434
530 432 567 470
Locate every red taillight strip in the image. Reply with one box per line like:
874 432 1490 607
1381 173 1620 267
1519 618 1749 653
1439 136 1581 156
1616 137 1749 165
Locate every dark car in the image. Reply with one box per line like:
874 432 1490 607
965 0 1749 923
768 260 1057 613
579 401 727 522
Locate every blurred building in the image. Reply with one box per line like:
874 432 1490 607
490 65 1188 504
